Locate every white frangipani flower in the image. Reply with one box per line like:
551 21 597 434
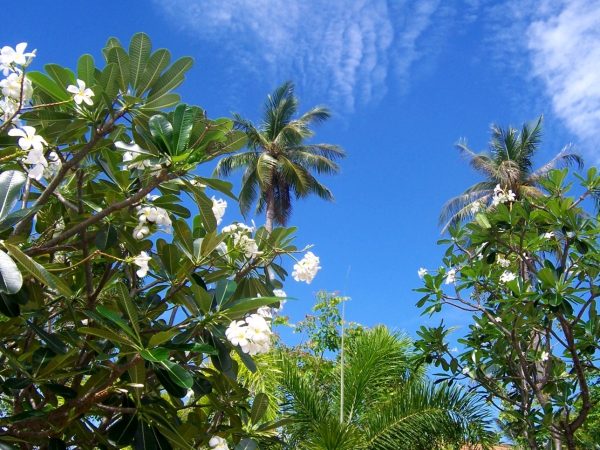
133 251 152 277
133 225 150 240
497 256 510 268
0 73 33 101
0 43 35 65
225 320 249 347
225 314 273 356
209 436 229 450
212 197 227 225
67 79 94 106
541 351 549 362
544 231 554 239
292 252 321 284
233 232 261 258
8 126 47 151
256 305 272 318
418 268 427 278
445 268 456 284
499 270 516 284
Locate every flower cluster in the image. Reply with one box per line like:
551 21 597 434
222 223 262 258
418 268 427 278
496 255 510 268
133 251 152 278
225 314 273 355
133 195 173 239
209 436 229 450
491 184 516 206
1 43 35 127
8 126 52 180
445 268 457 284
292 252 321 284
499 270 516 284
212 197 226 225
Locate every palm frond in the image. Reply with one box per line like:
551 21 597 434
528 144 584 182
239 168 260 218
439 183 496 228
290 144 347 161
212 151 260 178
286 152 341 176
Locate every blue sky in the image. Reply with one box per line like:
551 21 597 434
8 0 600 342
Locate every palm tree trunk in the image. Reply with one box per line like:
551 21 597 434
265 186 275 234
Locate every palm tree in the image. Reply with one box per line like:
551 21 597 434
280 326 496 450
439 116 583 232
213 81 346 232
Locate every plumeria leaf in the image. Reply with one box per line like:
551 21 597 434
129 32 152 91
43 383 77 399
140 348 170 362
79 327 134 346
153 365 187 398
147 56 193 100
107 414 139 447
172 218 194 259
235 438 258 450
0 292 20 317
27 72 70 101
44 64 75 90
161 360 193 388
0 250 23 295
0 171 26 221
136 48 171 96
149 115 173 154
142 93 181 111
95 224 118 250
3 243 70 298
159 244 181 276
116 282 140 338
195 176 237 201
96 305 139 341
215 279 237 310
106 46 130 93
223 296 280 315
181 180 217 232
28 321 68 355
233 345 257 374
99 63 120 101
172 103 194 156
77 54 96 87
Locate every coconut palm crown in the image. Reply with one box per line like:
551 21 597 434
213 81 346 231
439 116 583 233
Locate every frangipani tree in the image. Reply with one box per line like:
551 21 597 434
417 169 600 449
0 35 315 449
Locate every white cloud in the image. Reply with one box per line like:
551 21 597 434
526 0 600 151
154 0 442 111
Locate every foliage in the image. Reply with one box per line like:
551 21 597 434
439 116 583 232
0 35 306 449
213 81 346 231
276 293 496 449
416 168 600 449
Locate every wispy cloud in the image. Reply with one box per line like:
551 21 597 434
526 0 600 152
482 0 600 155
154 0 443 111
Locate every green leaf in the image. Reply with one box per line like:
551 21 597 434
79 327 135 346
153 366 187 398
108 415 139 447
106 46 130 93
28 321 68 355
147 56 194 100
99 62 120 100
223 296 280 315
134 422 173 450
140 348 170 362
235 438 258 450
44 63 75 89
77 54 96 87
129 32 152 91
148 331 177 348
196 176 237 201
215 279 237 310
19 110 75 122
95 224 118 250
142 93 181 111
249 393 269 424
189 280 212 314
149 115 173 154
136 49 171 96
159 243 182 276
181 180 217 232
0 171 26 221
172 103 194 156
27 72 70 101
97 305 139 341
161 360 193 388
116 282 140 338
475 212 491 229
3 243 70 297
173 218 194 259
0 206 42 231
0 250 22 295
0 292 20 317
